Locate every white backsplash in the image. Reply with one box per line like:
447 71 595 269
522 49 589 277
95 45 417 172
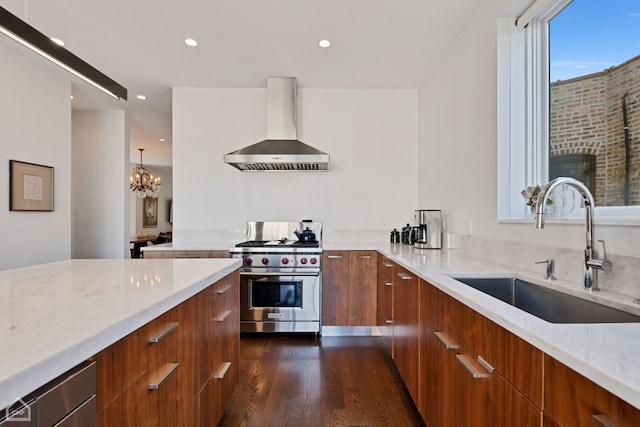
450 233 640 300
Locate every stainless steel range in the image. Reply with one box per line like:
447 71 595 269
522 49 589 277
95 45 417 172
230 221 322 333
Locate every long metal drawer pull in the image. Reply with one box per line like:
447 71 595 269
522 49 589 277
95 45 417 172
176 256 200 258
148 363 179 389
477 355 495 374
357 255 372 259
212 309 232 322
384 280 393 286
456 355 484 379
382 262 394 268
434 332 459 350
214 283 232 294
385 317 394 324
592 415 622 427
148 322 179 343
327 255 343 259
213 362 232 379
397 272 412 280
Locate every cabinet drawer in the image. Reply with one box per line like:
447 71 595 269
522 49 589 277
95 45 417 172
94 296 196 413
461 304 543 407
119 340 195 427
544 355 640 427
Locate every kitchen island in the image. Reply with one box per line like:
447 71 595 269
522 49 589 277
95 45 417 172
0 258 240 410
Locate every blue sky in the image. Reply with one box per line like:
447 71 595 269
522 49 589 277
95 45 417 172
550 0 640 81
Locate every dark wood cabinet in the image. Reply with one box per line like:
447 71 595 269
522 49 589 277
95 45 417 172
544 355 640 427
94 270 240 427
419 278 541 427
322 250 377 326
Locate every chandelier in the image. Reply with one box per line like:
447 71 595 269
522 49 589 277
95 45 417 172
130 148 161 198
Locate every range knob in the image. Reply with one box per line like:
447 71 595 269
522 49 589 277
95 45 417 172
262 257 269 265
244 258 253 266
282 258 290 265
310 258 317 265
300 258 308 265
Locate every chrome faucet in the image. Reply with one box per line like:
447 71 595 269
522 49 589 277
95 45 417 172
534 177 611 290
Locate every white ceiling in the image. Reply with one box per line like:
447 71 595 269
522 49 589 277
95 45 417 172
1 0 481 166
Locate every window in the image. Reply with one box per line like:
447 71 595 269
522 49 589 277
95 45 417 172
497 0 640 221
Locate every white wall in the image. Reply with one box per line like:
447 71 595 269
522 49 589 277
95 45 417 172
417 0 640 257
173 88 418 239
71 110 129 259
0 41 72 270
130 165 173 236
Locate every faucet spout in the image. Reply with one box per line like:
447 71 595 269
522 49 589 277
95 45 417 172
534 177 599 290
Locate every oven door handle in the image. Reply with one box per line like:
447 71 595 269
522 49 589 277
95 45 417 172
241 271 320 277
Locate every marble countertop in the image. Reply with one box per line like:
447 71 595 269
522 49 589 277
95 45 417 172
0 258 240 409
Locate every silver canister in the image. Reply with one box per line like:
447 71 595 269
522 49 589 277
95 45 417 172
413 210 442 249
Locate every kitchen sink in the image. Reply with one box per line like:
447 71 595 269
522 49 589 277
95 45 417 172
450 276 640 324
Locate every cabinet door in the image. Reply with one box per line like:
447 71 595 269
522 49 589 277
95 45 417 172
544 355 640 427
426 322 462 427
322 251 350 326
392 266 419 403
347 251 377 326
199 338 239 427
377 256 395 354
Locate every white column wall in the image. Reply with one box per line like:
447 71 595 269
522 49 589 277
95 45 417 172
172 88 418 239
0 41 72 270
71 110 129 259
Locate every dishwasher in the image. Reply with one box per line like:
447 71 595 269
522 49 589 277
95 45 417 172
1 360 96 426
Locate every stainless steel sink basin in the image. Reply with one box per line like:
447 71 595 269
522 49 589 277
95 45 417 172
451 277 640 324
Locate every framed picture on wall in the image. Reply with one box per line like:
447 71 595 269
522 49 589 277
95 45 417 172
9 160 54 211
143 197 158 228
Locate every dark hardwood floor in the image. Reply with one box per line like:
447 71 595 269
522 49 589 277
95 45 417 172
217 334 425 427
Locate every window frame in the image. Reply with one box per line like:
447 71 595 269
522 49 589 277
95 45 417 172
497 0 640 223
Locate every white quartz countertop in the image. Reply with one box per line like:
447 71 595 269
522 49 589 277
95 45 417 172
0 258 240 409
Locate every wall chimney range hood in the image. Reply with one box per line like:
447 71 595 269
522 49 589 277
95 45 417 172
224 77 330 171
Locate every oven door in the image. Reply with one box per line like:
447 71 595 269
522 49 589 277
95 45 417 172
240 273 320 333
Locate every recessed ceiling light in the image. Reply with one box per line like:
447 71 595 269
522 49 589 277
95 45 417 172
185 38 198 47
159 138 166 142
318 39 331 48
70 95 74 100
136 94 147 100
50 37 65 46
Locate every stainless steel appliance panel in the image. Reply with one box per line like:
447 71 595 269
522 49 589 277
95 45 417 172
38 361 96 427
240 273 320 333
53 395 96 427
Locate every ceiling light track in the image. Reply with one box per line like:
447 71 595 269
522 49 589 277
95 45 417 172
0 6 127 100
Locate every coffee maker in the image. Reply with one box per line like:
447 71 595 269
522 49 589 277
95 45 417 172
414 210 442 249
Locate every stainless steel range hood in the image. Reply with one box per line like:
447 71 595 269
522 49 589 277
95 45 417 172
224 77 330 171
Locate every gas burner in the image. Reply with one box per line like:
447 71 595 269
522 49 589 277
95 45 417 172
235 240 269 248
291 241 320 248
